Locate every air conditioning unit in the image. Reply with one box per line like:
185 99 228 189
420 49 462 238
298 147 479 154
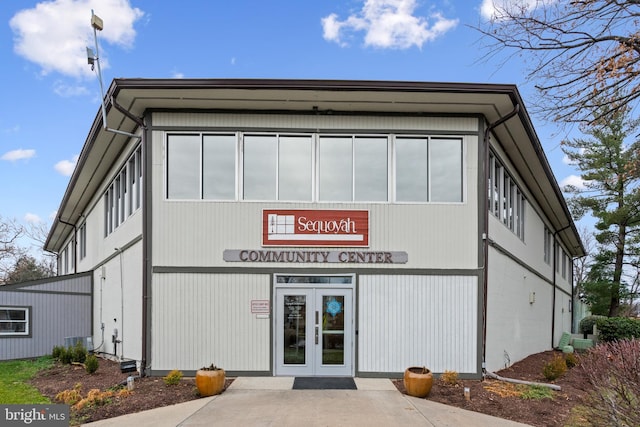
64 336 93 350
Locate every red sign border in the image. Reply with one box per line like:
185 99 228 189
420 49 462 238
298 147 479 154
262 209 369 248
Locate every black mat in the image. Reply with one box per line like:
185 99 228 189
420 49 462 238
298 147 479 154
293 377 357 390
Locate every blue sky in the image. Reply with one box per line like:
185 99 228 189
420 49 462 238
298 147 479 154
0 0 581 238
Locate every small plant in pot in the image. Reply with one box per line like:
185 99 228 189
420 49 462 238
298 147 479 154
403 366 433 398
195 364 226 397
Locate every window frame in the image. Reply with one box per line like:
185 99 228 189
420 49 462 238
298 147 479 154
0 306 31 337
164 131 466 204
488 150 526 240
104 145 143 237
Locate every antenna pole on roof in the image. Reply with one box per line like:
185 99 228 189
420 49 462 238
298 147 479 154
87 10 140 139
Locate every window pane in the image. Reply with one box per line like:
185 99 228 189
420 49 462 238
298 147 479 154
279 136 312 201
203 134 236 200
244 135 277 200
396 137 428 202
319 137 352 201
430 138 462 202
283 295 306 365
167 135 200 199
355 137 387 201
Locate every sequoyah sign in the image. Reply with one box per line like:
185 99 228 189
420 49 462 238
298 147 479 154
263 209 368 247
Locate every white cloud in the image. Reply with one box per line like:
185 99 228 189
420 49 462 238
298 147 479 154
24 213 42 224
53 80 90 97
54 154 79 176
10 0 144 79
1 148 36 161
560 174 587 191
322 0 458 49
479 0 555 21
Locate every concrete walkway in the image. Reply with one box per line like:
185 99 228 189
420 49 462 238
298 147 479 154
84 377 531 427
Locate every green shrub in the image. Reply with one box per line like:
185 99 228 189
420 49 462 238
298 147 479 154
542 354 567 381
564 352 578 369
163 369 183 386
59 347 72 364
84 354 99 374
51 345 65 360
596 317 640 342
71 342 87 364
579 315 607 335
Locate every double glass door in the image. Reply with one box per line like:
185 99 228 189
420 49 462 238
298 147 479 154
275 276 354 376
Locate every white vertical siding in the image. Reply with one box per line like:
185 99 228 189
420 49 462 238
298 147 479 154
151 273 270 372
485 247 553 372
359 275 478 374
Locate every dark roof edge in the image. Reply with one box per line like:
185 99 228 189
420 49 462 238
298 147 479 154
508 89 585 256
111 77 519 95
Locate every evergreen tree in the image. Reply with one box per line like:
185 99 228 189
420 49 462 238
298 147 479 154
562 101 640 316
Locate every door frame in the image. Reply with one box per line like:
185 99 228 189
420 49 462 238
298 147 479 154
273 274 355 377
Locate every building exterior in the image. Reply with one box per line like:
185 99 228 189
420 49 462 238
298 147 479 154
44 79 583 377
0 273 92 360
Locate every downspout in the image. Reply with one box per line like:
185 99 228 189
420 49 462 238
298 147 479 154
140 117 150 377
482 104 520 373
551 225 571 348
58 217 77 274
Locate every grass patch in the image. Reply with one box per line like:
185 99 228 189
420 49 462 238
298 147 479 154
0 356 54 404
520 384 554 400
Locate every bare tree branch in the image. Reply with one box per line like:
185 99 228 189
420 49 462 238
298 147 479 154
474 0 640 125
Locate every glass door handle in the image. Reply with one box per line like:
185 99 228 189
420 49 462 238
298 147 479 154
315 326 319 345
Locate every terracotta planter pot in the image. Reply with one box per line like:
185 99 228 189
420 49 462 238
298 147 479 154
195 369 226 396
403 367 433 398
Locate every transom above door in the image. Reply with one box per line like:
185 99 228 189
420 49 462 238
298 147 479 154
274 275 354 377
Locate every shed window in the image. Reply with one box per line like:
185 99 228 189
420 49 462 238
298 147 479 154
0 307 29 336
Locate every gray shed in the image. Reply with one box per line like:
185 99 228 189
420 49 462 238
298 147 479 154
0 273 92 360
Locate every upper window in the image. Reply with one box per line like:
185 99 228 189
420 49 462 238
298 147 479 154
244 134 313 201
319 136 388 202
0 307 29 337
488 151 525 240
105 146 142 236
396 137 462 203
165 132 464 204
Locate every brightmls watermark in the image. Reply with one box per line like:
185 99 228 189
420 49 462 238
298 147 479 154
1 405 68 426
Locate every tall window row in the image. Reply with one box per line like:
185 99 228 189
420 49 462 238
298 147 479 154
488 151 525 239
104 146 142 237
166 132 463 203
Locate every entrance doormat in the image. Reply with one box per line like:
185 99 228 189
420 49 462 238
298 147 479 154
293 377 357 390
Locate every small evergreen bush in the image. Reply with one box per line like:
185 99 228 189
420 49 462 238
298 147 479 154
163 369 183 386
542 354 567 381
84 354 99 374
59 347 73 364
71 342 87 364
564 352 578 369
52 345 65 360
